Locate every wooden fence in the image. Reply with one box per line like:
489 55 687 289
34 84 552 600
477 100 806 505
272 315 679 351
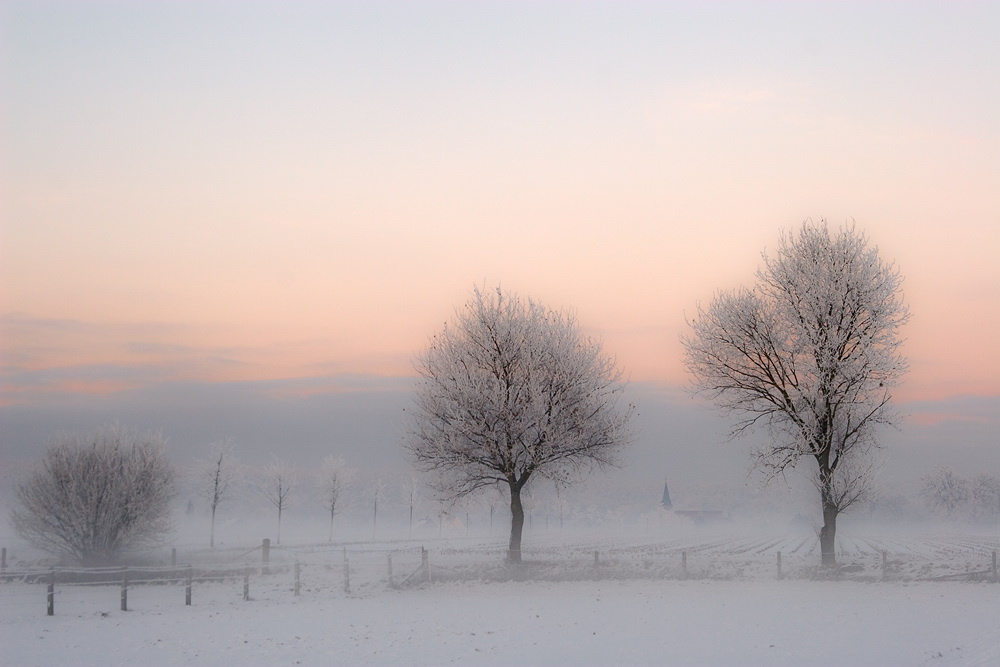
0 541 430 616
2 541 996 616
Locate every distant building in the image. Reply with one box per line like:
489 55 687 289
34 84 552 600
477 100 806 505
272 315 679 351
661 477 730 523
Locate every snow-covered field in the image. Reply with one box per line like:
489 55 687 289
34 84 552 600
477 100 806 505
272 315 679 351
3 524 999 666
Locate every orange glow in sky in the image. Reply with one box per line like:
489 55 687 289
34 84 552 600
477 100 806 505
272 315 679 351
2 2 998 408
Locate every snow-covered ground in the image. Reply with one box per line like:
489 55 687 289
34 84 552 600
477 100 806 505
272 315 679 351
3 577 998 666
3 525 999 666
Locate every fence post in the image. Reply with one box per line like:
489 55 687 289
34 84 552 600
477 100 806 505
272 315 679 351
777 551 782 580
343 558 351 595
681 551 688 579
882 550 888 581
422 547 430 583
992 550 997 582
294 562 301 597
261 538 270 576
185 566 192 606
243 569 250 601
171 548 176 567
120 567 128 612
2 547 6 572
387 554 394 589
47 569 55 616
594 550 599 566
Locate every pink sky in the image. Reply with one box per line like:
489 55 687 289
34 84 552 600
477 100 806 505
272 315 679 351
2 1 999 408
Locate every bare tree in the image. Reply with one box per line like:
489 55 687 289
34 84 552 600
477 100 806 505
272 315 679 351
317 455 353 543
921 466 970 518
259 459 295 545
11 424 175 565
407 286 634 563
918 469 1000 522
400 475 421 539
683 222 909 566
483 484 505 535
553 482 569 531
969 473 1000 522
371 476 387 540
198 439 239 548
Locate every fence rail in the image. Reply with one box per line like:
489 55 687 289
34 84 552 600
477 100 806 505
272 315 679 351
1 540 431 616
3 536 997 616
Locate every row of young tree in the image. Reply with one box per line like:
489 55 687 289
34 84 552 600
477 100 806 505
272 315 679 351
192 442 415 547
12 221 933 567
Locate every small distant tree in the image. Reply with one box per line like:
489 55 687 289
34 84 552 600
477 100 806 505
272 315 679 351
683 222 909 566
198 439 239 548
483 484 505 535
921 466 970 518
553 482 569 531
318 455 354 543
11 424 175 565
408 286 634 563
371 476 387 540
400 476 421 539
969 474 1000 521
259 459 295 545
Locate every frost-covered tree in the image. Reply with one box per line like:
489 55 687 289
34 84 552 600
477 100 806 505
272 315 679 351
198 439 239 548
482 484 506 535
317 455 353 543
552 482 570 531
917 469 1000 522
920 466 970 518
407 286 634 563
259 459 295 545
11 424 175 565
370 476 387 540
683 222 909 566
400 475 421 539
969 474 1000 521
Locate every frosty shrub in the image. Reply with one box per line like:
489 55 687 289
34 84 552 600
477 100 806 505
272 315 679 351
11 425 175 565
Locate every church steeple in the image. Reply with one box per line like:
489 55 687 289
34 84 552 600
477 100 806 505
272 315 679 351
661 479 672 509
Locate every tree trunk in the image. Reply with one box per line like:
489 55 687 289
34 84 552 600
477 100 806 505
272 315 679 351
819 473 838 567
329 506 335 544
210 505 217 549
507 484 525 564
